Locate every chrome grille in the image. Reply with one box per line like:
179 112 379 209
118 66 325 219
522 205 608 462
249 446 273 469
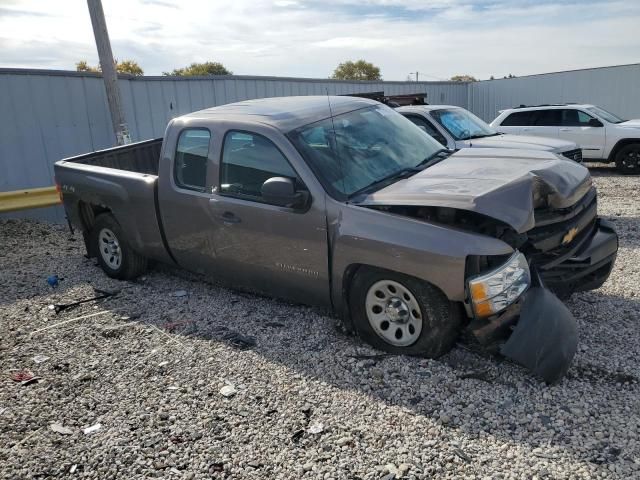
561 148 583 163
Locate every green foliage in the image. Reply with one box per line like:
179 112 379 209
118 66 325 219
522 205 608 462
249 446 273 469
331 60 381 81
450 74 477 82
75 59 144 76
164 61 232 76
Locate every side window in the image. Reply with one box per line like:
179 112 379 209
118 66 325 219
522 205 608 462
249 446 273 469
220 130 298 201
406 115 448 146
531 109 561 126
501 111 532 126
174 129 210 191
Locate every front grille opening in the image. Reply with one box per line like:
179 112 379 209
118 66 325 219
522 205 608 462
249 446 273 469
562 148 583 163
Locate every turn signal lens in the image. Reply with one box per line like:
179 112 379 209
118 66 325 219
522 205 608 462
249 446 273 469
468 252 530 318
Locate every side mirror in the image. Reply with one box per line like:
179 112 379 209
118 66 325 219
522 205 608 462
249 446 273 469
261 177 308 209
588 118 603 127
417 125 428 133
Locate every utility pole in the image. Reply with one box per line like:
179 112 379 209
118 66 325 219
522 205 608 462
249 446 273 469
410 71 419 82
87 0 131 145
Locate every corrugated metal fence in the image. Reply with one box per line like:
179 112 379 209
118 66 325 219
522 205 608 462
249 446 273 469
0 69 466 221
2 64 639 221
468 63 640 122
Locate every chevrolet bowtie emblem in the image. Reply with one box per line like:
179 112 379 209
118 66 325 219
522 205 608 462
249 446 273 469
562 227 579 245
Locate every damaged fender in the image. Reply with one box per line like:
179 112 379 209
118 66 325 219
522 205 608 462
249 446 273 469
500 287 578 384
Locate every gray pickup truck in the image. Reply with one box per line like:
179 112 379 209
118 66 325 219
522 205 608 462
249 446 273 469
55 96 618 383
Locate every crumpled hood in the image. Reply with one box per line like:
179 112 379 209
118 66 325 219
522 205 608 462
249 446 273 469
358 148 593 233
460 134 577 152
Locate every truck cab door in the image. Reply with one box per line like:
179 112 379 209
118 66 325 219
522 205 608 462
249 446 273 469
207 130 330 307
157 126 222 274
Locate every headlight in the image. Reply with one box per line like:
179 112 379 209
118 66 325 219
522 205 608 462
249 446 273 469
468 251 530 318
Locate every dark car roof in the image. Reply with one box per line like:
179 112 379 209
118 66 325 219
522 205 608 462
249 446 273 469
182 95 379 132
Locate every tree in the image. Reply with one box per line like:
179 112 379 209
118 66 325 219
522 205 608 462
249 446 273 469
331 60 381 81
450 74 477 82
76 59 143 76
164 61 232 76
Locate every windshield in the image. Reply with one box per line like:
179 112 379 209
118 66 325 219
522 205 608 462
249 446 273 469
431 108 497 140
586 106 626 124
288 105 444 198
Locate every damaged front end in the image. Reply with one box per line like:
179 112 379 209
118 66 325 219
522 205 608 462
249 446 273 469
465 258 577 384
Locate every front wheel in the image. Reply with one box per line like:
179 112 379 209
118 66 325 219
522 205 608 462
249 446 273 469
615 143 640 174
349 268 462 357
91 213 147 280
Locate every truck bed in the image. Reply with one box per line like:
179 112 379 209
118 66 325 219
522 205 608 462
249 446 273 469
63 138 162 174
54 138 170 264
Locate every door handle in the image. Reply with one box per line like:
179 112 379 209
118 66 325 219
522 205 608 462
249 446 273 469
220 211 241 224
560 128 571 132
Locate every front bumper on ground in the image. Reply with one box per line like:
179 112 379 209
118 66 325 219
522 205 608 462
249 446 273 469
467 218 618 383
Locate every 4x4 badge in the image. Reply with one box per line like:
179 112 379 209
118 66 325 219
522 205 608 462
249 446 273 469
562 227 579 245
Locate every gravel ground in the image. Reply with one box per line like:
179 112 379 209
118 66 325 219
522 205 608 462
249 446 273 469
1 164 639 480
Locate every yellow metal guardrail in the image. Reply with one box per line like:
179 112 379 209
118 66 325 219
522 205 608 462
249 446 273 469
0 186 61 213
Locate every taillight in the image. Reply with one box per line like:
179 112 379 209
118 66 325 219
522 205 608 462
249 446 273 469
55 182 63 202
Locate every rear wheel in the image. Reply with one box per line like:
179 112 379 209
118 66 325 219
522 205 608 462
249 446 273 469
91 213 147 280
349 268 462 357
615 143 640 174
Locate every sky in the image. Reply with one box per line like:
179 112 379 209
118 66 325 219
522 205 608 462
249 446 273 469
0 0 639 81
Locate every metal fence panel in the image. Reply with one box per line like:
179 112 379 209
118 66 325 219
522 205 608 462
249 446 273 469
469 63 640 122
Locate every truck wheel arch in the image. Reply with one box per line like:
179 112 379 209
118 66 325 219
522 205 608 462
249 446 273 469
78 201 113 257
608 139 640 163
339 263 458 333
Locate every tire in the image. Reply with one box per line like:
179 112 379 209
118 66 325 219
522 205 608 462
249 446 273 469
615 143 640 174
349 267 462 357
91 213 147 280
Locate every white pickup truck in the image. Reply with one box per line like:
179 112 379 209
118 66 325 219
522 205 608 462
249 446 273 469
397 105 583 163
491 104 640 174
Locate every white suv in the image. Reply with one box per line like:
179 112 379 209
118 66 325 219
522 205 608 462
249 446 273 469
397 105 583 163
491 104 640 174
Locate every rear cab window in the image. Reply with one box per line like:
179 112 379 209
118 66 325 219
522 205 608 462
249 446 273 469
174 129 211 191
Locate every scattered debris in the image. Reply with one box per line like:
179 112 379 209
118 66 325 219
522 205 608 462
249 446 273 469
11 369 39 385
157 361 169 367
220 384 237 397
264 321 285 328
348 353 392 361
69 464 78 474
308 422 324 434
82 423 102 435
453 447 472 462
32 355 50 364
30 310 111 336
49 423 73 435
50 288 119 314
458 369 492 383
47 275 60 288
291 429 305 442
172 290 188 297
215 328 257 350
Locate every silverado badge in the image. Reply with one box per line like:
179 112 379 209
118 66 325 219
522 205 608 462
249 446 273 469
562 227 579 245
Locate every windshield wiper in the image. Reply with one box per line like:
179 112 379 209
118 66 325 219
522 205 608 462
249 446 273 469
414 148 452 169
464 132 500 140
348 168 419 200
348 149 452 200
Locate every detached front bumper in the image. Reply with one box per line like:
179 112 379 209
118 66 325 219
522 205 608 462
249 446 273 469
467 218 618 383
